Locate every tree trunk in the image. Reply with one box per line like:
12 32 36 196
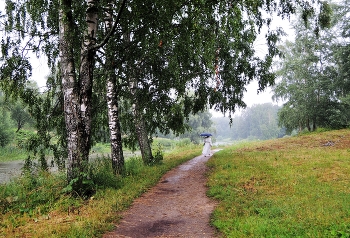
78 0 98 161
312 120 317 131
105 4 125 175
307 118 311 131
107 79 125 174
16 121 22 133
133 102 153 164
129 79 153 164
59 0 98 186
125 30 153 165
59 0 81 182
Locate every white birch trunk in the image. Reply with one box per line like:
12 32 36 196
105 2 125 174
106 79 125 174
59 0 81 181
78 0 99 161
59 0 98 183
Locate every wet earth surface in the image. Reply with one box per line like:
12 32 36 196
103 150 220 238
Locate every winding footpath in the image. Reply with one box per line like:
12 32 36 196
103 150 220 238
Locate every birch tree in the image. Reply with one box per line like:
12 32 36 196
273 2 349 132
1 0 127 193
104 2 125 174
0 0 332 194
58 0 99 188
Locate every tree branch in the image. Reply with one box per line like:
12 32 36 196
94 0 128 50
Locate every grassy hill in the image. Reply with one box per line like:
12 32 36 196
207 128 350 237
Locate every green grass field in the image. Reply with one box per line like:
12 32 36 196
207 129 350 237
1 130 350 237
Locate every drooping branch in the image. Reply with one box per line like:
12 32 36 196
94 0 127 50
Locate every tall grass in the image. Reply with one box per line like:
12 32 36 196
207 129 350 237
0 146 27 162
0 142 202 237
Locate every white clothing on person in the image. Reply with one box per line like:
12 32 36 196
202 137 212 156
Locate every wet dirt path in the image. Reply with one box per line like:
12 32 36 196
104 150 220 238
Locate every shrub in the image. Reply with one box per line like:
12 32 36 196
125 156 144 175
152 143 164 164
89 156 122 189
0 108 14 147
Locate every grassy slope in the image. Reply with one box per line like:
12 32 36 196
207 129 350 237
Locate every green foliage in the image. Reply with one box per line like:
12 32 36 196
0 130 42 163
179 111 215 144
151 143 164 165
318 1 332 29
15 130 36 149
0 107 13 147
0 171 66 215
61 175 93 198
125 156 144 176
152 137 174 149
0 0 334 196
9 101 33 132
314 127 331 133
175 138 192 148
0 146 26 162
91 143 111 154
88 157 122 189
273 2 350 133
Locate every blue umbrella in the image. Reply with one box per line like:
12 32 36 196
200 133 212 137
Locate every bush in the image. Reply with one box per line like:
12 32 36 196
0 108 13 147
0 171 66 215
125 156 144 175
89 156 122 189
152 143 164 164
153 138 174 148
0 126 12 147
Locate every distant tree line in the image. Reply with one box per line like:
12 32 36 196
213 103 285 141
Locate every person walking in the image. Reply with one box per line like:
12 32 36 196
202 136 212 156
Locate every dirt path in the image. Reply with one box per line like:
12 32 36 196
103 150 220 238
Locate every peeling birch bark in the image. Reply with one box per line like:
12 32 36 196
105 3 125 174
59 0 81 181
59 0 98 183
